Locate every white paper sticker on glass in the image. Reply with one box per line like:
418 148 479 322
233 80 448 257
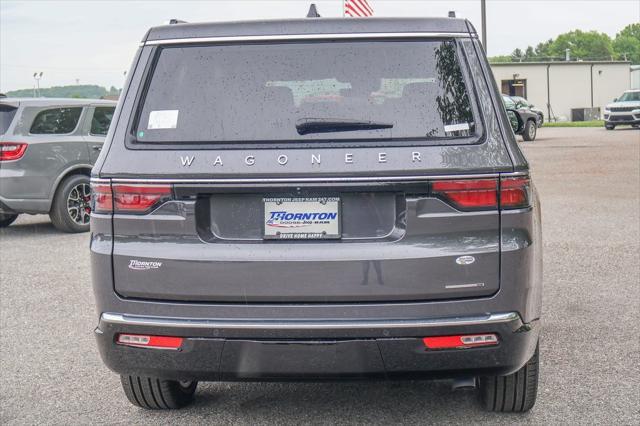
148 110 179 130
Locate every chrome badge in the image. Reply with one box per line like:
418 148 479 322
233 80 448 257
455 255 476 265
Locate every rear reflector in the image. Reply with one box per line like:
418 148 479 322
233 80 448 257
0 143 28 161
116 334 183 349
423 333 498 349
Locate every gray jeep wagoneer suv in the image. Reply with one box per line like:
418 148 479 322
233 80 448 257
0 98 116 232
91 17 542 412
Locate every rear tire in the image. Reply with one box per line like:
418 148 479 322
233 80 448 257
522 119 537 141
49 174 91 233
120 375 197 409
478 343 539 412
605 124 615 130
0 213 19 227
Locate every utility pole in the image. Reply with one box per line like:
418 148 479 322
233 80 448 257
481 0 487 51
33 72 43 97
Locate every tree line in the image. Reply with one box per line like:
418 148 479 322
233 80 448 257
5 84 120 99
489 23 640 64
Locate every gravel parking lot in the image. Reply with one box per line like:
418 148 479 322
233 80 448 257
1 127 638 425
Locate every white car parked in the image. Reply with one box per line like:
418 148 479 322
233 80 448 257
604 89 640 130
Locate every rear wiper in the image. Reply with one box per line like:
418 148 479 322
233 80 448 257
295 118 394 135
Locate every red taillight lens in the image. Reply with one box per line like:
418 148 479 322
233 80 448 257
500 177 531 209
116 334 183 350
423 333 498 349
112 184 172 214
431 179 498 210
431 177 531 210
0 143 28 161
90 183 172 214
91 183 113 214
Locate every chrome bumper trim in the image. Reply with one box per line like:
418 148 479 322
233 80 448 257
93 172 528 185
100 312 520 330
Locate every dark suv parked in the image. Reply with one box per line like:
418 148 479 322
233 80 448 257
502 95 539 141
91 17 542 413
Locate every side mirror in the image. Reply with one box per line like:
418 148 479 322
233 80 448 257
613 98 618 102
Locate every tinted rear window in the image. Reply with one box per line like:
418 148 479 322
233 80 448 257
30 107 82 134
91 106 115 135
0 104 18 135
135 40 478 145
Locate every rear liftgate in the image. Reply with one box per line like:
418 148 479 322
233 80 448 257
94 176 530 303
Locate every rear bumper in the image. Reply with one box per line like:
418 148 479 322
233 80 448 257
95 312 539 381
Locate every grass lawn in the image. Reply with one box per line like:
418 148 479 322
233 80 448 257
543 120 605 127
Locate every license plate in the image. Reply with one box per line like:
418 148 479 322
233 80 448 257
263 197 341 240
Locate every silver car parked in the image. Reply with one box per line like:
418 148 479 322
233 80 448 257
0 97 116 232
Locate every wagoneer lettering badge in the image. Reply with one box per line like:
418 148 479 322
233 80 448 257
179 151 427 167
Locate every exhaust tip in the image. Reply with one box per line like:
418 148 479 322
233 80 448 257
451 377 476 391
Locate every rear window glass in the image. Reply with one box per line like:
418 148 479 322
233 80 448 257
0 104 18 135
135 40 478 144
91 106 115 135
30 107 82 134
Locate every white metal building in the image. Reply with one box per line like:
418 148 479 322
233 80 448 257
631 65 640 89
490 61 632 121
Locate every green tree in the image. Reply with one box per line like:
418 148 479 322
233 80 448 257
548 30 613 60
511 48 524 61
618 23 640 40
488 55 512 63
6 84 120 99
534 39 554 59
613 23 640 63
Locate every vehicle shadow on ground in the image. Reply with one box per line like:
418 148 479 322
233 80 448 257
130 380 519 424
0 219 64 238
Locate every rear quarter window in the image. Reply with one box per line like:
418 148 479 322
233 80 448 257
0 104 18 135
90 107 116 135
30 107 83 134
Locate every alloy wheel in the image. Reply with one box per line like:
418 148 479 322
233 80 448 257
67 183 91 225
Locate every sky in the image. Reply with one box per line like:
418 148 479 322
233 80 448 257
1 0 639 92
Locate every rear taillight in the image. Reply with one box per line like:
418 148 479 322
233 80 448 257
113 184 173 213
431 179 498 210
500 177 531 209
90 182 172 214
0 143 27 161
431 176 531 211
91 183 113 214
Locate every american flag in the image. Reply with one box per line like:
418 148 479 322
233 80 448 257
344 0 374 17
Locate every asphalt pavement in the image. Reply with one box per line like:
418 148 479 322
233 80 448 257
1 127 639 425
